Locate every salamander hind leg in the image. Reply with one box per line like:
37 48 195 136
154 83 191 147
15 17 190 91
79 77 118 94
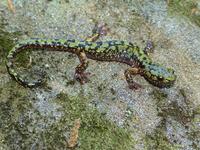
124 67 143 90
74 50 90 84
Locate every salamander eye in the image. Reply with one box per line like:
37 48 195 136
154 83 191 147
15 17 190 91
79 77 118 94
167 68 174 73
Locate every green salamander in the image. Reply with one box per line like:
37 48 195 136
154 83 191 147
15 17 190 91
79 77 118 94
6 38 176 89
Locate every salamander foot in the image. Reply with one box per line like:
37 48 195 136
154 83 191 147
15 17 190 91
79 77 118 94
74 72 91 84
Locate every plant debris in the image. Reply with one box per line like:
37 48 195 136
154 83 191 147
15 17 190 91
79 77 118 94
7 0 15 13
67 118 81 148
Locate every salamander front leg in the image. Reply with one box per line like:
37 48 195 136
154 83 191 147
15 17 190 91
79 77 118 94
74 23 109 84
124 67 143 90
74 51 90 84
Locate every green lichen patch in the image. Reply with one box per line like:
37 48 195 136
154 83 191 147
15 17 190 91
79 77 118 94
0 19 29 69
151 89 200 149
0 28 14 59
14 49 34 68
54 92 134 150
168 0 200 27
181 105 200 149
151 89 193 124
0 19 28 75
144 125 181 150
0 83 33 149
187 124 200 149
151 89 168 101
0 20 21 61
0 90 134 149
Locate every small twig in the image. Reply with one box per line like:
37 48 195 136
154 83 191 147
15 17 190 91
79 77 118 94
7 0 16 13
27 56 32 68
191 7 199 15
67 118 81 148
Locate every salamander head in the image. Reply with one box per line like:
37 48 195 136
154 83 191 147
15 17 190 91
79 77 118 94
143 63 176 88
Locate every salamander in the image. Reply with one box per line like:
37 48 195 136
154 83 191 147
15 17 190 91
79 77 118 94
6 38 176 89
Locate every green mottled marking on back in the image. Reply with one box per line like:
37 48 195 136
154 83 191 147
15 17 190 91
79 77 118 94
6 37 176 88
46 39 54 44
101 43 109 48
58 39 66 45
114 41 122 45
90 43 98 49
109 46 116 51
96 47 105 53
69 41 78 47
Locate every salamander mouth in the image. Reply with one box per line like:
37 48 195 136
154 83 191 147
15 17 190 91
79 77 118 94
144 76 175 88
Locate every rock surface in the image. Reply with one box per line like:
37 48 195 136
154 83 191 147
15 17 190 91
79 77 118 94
0 0 200 149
